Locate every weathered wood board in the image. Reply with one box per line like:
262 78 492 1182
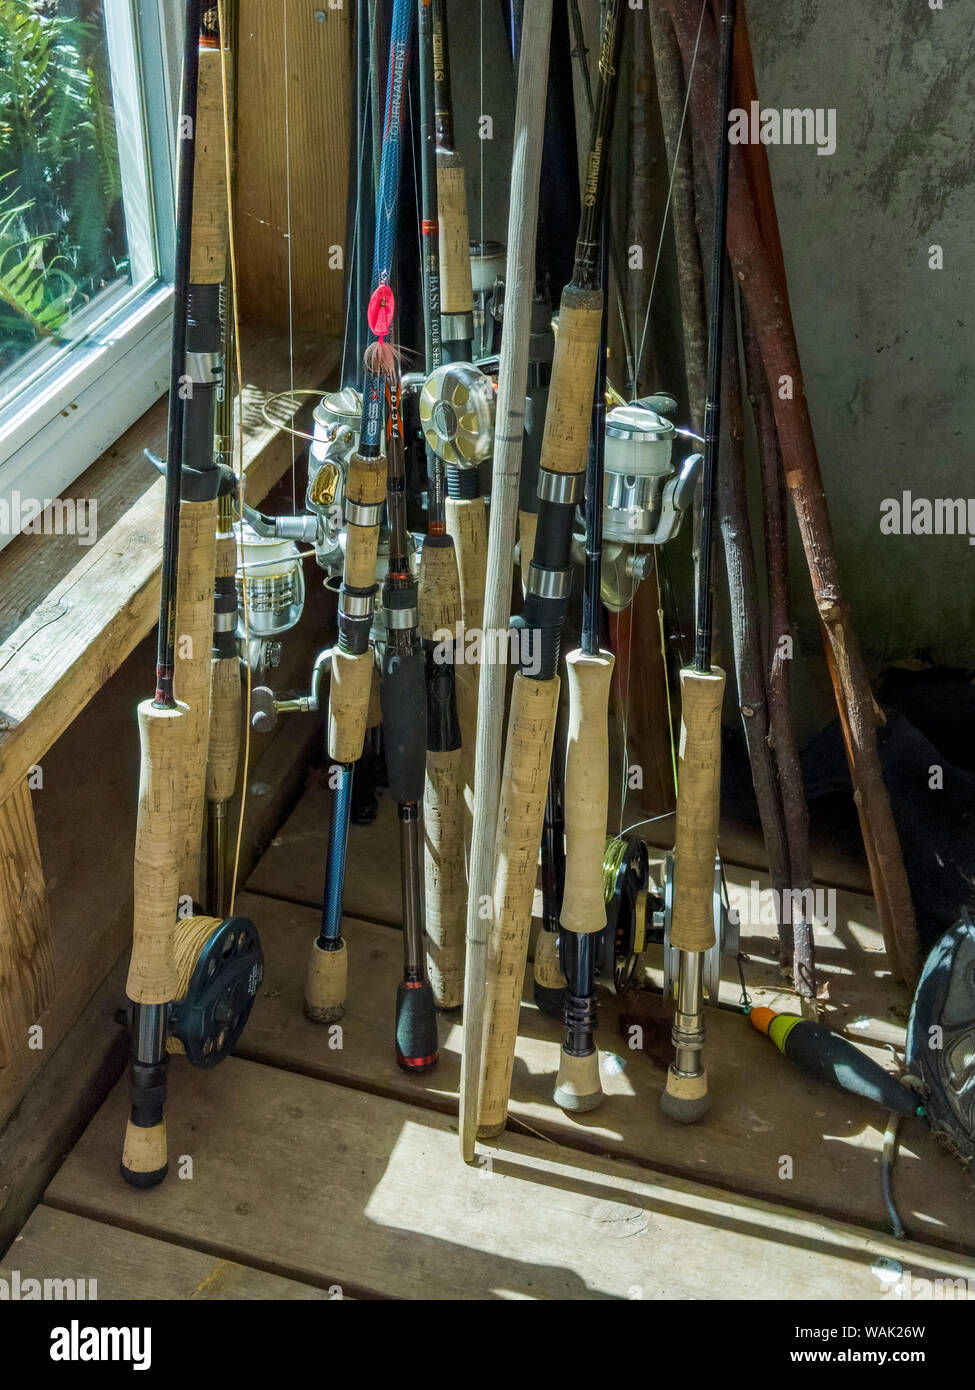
2 1205 345 1300
46 1057 975 1301
232 892 975 1255
245 781 913 1044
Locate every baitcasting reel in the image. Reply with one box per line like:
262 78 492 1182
572 400 702 612
166 914 264 1069
418 361 496 471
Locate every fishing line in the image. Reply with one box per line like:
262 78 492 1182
260 387 326 443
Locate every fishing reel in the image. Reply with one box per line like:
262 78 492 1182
572 399 702 612
595 839 739 1002
597 835 651 991
165 914 264 1068
418 361 496 472
307 387 363 576
470 239 506 360
658 853 740 1005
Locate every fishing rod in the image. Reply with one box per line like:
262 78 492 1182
382 381 438 1068
416 0 466 1011
123 2 261 1186
499 3 570 1021
207 0 240 919
304 0 415 1028
475 0 625 1142
459 0 552 1161
660 0 737 1125
428 0 488 810
554 207 612 1114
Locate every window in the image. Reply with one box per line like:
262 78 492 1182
0 0 181 552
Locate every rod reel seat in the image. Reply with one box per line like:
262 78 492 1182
168 914 264 1068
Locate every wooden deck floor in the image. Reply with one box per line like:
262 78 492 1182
5 781 975 1300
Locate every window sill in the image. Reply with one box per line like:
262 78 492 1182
0 326 339 804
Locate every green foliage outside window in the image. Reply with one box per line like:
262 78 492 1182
0 0 128 378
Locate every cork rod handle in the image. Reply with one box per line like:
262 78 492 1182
669 666 726 953
478 674 559 1137
560 650 614 935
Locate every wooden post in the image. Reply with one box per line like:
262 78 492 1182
0 782 55 1068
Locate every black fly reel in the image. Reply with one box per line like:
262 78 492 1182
168 914 264 1068
596 836 651 991
595 839 739 1000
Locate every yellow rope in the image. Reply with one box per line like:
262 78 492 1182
166 914 223 1054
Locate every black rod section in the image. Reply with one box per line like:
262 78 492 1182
155 0 202 705
694 0 737 674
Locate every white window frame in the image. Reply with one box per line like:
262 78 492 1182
0 0 184 551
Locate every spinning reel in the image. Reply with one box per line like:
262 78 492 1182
165 914 264 1068
571 398 702 611
595 839 739 1003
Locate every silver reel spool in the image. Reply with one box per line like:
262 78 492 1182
572 401 701 612
470 239 506 360
307 386 362 576
658 853 740 1004
419 362 496 469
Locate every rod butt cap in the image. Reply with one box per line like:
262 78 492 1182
395 979 439 1072
554 1047 604 1113
121 1119 168 1188
304 937 347 1023
660 1066 711 1123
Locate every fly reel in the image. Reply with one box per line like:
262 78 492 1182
596 835 651 991
658 853 740 1005
167 915 264 1068
594 840 739 1001
419 362 496 469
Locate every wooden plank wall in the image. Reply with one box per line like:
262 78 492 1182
237 1 352 335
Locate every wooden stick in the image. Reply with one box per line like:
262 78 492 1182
712 271 794 966
459 0 553 1161
647 0 707 425
743 301 817 1008
664 0 918 981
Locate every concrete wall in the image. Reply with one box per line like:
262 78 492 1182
448 1 975 719
748 0 975 672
